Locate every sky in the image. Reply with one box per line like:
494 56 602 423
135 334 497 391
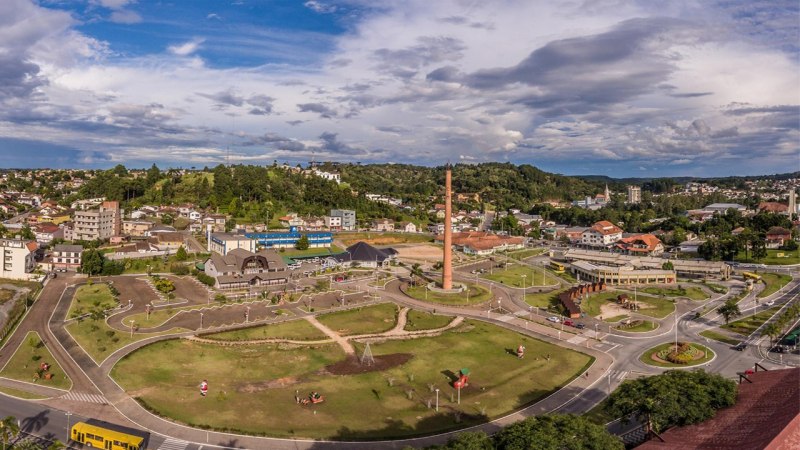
0 0 798 177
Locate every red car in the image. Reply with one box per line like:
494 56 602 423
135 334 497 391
563 319 574 327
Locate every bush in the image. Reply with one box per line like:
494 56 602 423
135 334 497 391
170 264 189 276
193 270 215 286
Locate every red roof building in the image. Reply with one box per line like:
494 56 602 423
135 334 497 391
758 202 789 214
616 234 665 256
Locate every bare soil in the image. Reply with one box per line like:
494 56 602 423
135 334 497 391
324 353 413 375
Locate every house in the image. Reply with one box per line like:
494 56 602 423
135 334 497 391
115 240 160 256
324 215 342 231
615 234 664 256
147 224 177 236
32 222 64 245
203 214 228 232
372 219 395 232
564 227 588 243
52 244 83 271
204 248 288 289
677 240 705 253
435 231 524 255
0 200 17 215
302 216 326 231
152 232 185 251
188 211 202 221
397 222 417 233
0 238 38 280
330 209 356 231
334 242 397 268
758 202 788 214
209 233 257 255
123 220 154 237
428 223 445 234
766 227 792 248
279 213 306 228
581 221 623 247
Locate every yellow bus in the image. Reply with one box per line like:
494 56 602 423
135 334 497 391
742 271 762 282
549 261 565 273
71 419 150 450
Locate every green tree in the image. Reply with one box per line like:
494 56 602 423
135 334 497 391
145 163 160 187
717 298 742 325
47 440 66 450
493 415 623 450
605 370 736 434
20 225 35 240
161 213 174 225
0 415 20 450
175 246 188 261
80 249 104 276
662 261 674 271
762 322 781 344
428 431 493 450
295 234 310 250
751 239 767 260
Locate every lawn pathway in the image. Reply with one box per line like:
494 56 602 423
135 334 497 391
304 315 355 356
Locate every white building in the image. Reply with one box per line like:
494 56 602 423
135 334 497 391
209 232 257 255
0 238 38 280
627 186 641 204
52 244 83 272
313 169 341 184
330 209 356 231
73 201 121 241
581 221 623 247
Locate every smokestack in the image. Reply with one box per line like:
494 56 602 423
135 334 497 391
442 165 453 289
207 224 212 253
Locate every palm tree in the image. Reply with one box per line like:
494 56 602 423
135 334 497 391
0 416 20 450
47 439 66 450
762 323 782 344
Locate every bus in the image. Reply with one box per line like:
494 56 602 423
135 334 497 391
71 419 150 450
741 271 762 282
549 261 565 273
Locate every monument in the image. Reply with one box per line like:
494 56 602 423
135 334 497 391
442 164 453 289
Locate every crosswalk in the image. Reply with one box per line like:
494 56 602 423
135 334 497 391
60 391 107 404
158 437 190 450
567 335 587 345
496 314 516 323
608 370 628 381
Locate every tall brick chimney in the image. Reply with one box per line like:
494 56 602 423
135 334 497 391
442 165 453 289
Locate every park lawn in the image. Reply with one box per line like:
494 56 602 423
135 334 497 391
112 320 592 439
505 248 547 260
317 303 399 336
757 273 792 298
405 283 493 306
615 321 658 332
403 310 455 331
121 255 197 275
735 249 800 265
481 264 560 287
68 283 117 319
699 330 740 346
0 385 49 400
0 288 14 305
0 332 71 390
203 319 328 341
583 292 675 320
703 282 728 294
65 318 187 364
640 286 709 301
551 268 576 284
338 232 433 247
721 307 781 336
523 290 564 309
639 342 714 368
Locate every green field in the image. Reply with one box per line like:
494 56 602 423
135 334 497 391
66 318 187 364
112 320 592 439
523 289 564 310
482 264 560 287
68 283 117 319
121 255 198 275
640 286 709 301
721 307 781 336
203 319 327 341
639 342 715 368
699 330 740 346
317 303 398 336
0 386 48 400
603 315 630 323
0 332 71 390
582 292 675 320
702 282 728 294
403 310 455 331
735 249 800 265
405 283 493 306
757 273 792 298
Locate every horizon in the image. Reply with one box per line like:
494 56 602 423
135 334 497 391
0 1 798 177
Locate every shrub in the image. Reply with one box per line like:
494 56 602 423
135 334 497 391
170 264 189 276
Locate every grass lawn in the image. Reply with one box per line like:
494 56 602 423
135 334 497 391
122 296 264 329
614 320 658 332
338 232 433 247
699 330 741 346
68 283 117 319
757 273 792 298
702 282 728 294
403 310 455 331
582 292 675 319
0 288 15 305
603 315 630 323
121 255 199 274
523 290 563 309
640 286 709 301
0 278 40 291
551 269 577 284
0 386 49 400
65 318 187 364
735 249 800 265
112 320 592 439
505 248 547 260
721 307 781 336
202 320 328 341
405 283 493 306
0 332 71 390
481 264 560 287
639 342 715 368
317 303 398 336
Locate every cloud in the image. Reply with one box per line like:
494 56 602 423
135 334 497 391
297 102 337 118
109 9 142 24
304 1 337 14
197 89 245 108
168 38 205 56
246 94 275 115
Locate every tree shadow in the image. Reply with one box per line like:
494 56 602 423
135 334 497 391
20 410 49 433
440 369 457 383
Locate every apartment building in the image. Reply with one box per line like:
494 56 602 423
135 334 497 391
73 201 121 241
330 209 356 231
627 185 641 204
52 244 83 271
0 238 38 280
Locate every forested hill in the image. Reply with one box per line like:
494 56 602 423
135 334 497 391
327 162 604 210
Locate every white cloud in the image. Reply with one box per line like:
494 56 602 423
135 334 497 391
168 38 205 56
304 1 337 14
109 10 142 24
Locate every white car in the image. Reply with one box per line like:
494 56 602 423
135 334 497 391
547 316 561 323
765 300 775 306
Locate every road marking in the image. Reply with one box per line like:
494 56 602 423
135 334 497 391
158 437 190 450
566 335 586 345
496 314 515 323
60 391 107 404
609 370 628 381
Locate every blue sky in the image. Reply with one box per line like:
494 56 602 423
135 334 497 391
0 0 798 176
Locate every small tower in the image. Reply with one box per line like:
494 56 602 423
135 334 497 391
442 164 453 289
604 184 610 202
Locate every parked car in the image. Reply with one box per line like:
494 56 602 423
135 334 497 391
547 316 561 323
770 345 786 353
575 323 586 329
733 342 747 351
563 319 574 327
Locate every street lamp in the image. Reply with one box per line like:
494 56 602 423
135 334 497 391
521 274 527 304
595 323 599 338
65 411 73 442
129 320 134 338
200 312 204 329
246 306 250 323
435 388 440 412
529 306 532 321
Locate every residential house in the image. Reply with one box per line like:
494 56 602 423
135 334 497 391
397 222 417 233
758 202 788 214
152 232 185 251
330 209 356 231
32 222 64 245
52 244 83 271
766 227 792 248
204 248 288 289
303 216 326 231
279 213 306 228
324 215 342 231
123 220 154 237
581 221 623 247
0 238 38 280
209 233 257 255
615 234 664 256
372 219 395 232
203 214 228 232
435 231 524 255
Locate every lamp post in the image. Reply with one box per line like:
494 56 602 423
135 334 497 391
129 320 134 338
200 312 204 329
65 411 72 442
435 388 440 412
595 323 599 339
529 306 532 321
246 306 250 323
521 274 527 304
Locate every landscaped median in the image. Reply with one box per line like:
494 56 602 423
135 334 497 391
699 330 740 346
481 263 560 287
581 291 675 320
614 319 658 333
403 282 493 306
640 285 709 301
721 306 781 336
0 331 71 390
757 272 792 298
640 342 714 368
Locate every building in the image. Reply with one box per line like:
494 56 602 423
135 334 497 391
436 231 524 256
758 202 788 214
789 189 797 218
766 227 792 248
52 244 83 271
0 238 38 280
615 234 664 256
204 248 288 289
556 248 731 279
72 201 121 241
372 219 395 232
627 185 641 204
324 215 342 231
581 221 624 248
638 368 800 450
334 242 397 268
32 222 64 245
122 220 154 237
152 232 185 251
245 229 333 249
570 261 675 285
330 209 356 231
703 203 748 213
209 233 257 255
397 221 418 233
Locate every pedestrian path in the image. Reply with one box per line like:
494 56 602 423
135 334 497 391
59 391 107 404
496 314 516 323
608 370 628 381
567 334 587 345
158 437 190 450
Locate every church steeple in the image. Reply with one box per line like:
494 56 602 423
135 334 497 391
604 184 610 200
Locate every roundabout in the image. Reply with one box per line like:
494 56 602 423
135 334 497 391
639 342 715 368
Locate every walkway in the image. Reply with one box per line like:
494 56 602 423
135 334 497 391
304 315 355 355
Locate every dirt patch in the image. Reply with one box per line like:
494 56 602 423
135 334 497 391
325 353 413 375
237 376 300 393
394 244 443 261
598 302 631 319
